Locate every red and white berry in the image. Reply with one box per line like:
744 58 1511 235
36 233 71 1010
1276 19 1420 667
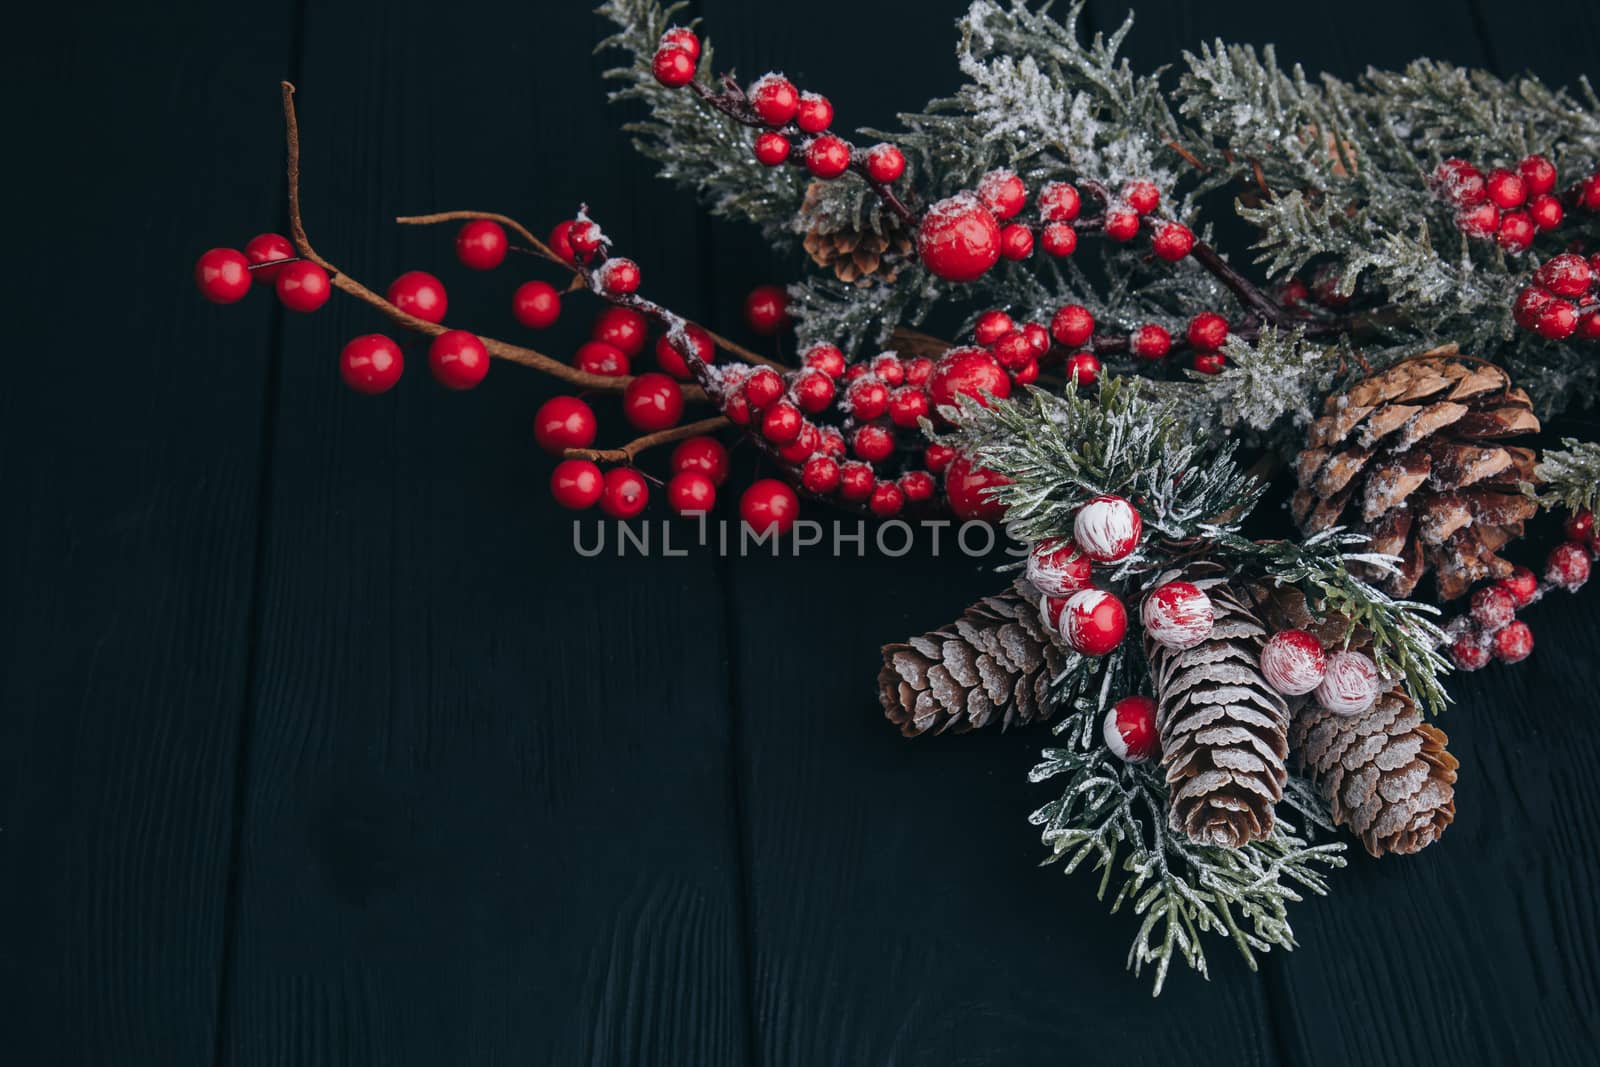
1259 629 1327 696
1025 538 1093 596
1546 541 1591 590
1140 581 1214 651
1103 695 1159 764
1313 650 1380 716
1053 588 1128 657
1073 495 1142 563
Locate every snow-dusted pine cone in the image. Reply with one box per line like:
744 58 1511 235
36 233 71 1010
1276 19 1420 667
1292 686 1458 857
1292 350 1540 600
800 182 914 287
1144 570 1290 849
878 578 1066 737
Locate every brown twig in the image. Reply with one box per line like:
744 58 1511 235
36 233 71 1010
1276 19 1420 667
1165 140 1209 173
563 416 731 464
887 326 954 359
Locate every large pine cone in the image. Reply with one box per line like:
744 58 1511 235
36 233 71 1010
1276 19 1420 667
1292 687 1458 857
1145 571 1290 849
878 579 1066 737
1292 351 1540 600
800 182 914 287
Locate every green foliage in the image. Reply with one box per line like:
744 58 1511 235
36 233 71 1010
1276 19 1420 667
1536 438 1600 515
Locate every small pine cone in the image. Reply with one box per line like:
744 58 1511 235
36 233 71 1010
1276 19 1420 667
878 579 1066 737
800 182 914 287
1291 687 1458 857
1145 571 1290 849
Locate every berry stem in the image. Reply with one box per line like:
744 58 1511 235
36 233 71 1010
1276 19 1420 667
562 416 731 464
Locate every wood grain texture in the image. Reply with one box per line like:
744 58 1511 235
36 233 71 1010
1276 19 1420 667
0 3 294 1064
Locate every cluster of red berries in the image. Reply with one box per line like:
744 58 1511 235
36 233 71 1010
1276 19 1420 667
1513 252 1600 341
1431 155 1571 253
1023 495 1146 659
1444 510 1597 669
195 234 329 311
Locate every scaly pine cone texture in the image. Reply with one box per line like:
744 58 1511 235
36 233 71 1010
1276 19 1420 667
800 182 914 287
1292 350 1540 601
878 579 1066 737
1145 571 1290 850
1292 687 1458 857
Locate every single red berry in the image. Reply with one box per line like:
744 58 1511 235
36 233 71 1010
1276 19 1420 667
1131 323 1171 360
744 285 791 335
999 223 1034 260
1497 211 1535 253
1529 194 1564 231
598 257 641 295
944 455 1010 521
427 329 489 390
1486 168 1527 209
1583 173 1600 211
749 75 800 126
275 260 331 313
742 367 785 410
1187 311 1228 351
591 306 649 356
1151 222 1194 261
654 324 714 379
1534 253 1593 297
1277 278 1311 306
1312 267 1354 308
659 26 700 61
793 369 836 413
805 135 851 179
917 195 1001 282
243 233 295 285
864 143 905 184
723 391 751 426
837 462 875 502
569 219 604 260
852 424 895 463
1038 182 1081 222
387 270 447 323
1456 202 1501 239
1432 159 1486 205
1103 209 1140 242
455 219 508 270
671 435 730 485
801 455 841 494
927 348 1011 411
573 340 629 377
1192 351 1226 375
776 422 820 463
1451 631 1491 671
1580 311 1600 340
548 220 577 262
923 443 956 473
511 280 561 329
1547 541 1592 590
1051 304 1095 347
753 132 791 166
741 478 799 534
652 46 696 87
1492 620 1534 663
978 170 1027 220
623 372 684 431
846 378 889 420
1518 155 1557 195
1040 223 1078 257
902 356 934 386
1064 352 1100 386
899 470 935 502
194 247 253 303
600 467 650 519
1022 323 1050 354
1470 584 1517 631
1534 298 1578 340
1499 565 1539 607
550 459 603 510
869 481 904 518
867 354 903 386
534 396 597 454
1122 179 1160 215
339 334 404 394
666 470 717 515
796 92 833 133
1513 286 1554 330
803 344 847 378
1012 357 1040 385
993 330 1035 370
760 401 803 444
975 310 1014 346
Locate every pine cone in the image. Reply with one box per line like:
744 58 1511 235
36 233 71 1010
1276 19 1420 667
1145 571 1290 849
1292 351 1540 600
800 182 914 287
878 579 1066 737
1292 687 1458 857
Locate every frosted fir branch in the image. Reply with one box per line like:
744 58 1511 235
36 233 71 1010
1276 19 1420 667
1535 438 1600 515
1202 327 1340 435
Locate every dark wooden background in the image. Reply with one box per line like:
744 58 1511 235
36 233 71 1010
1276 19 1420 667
4 1 1599 1063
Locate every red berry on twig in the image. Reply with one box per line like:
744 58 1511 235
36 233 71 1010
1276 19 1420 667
195 248 252 304
748 75 800 126
534 396 597 454
550 459 603 510
864 144 905 184
427 329 489 390
1051 304 1095 347
805 135 851 179
600 468 650 519
623 372 684 431
276 260 332 313
244 233 296 285
796 93 833 133
653 47 696 88
456 220 508 271
753 132 790 166
387 270 447 323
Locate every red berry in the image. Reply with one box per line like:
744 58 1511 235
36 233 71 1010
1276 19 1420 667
760 401 803 444
671 436 730 485
1499 565 1539 607
793 369 836 413
1470 584 1517 631
902 357 934 386
837 461 875 502
869 481 904 518
1534 253 1592 298
1187 312 1228 351
924 443 957 473
548 220 577 262
339 334 404 394
1055 588 1128 656
1456 202 1501 239
776 421 820 463
741 478 799 534
870 354 905 386
999 223 1034 260
1535 298 1578 339
1584 173 1600 211
574 340 629 377
796 92 833 133
1131 323 1171 360
1064 352 1100 386
801 455 841 494
513 280 561 329
1486 168 1527 209
899 470 935 502
993 330 1035 370
659 26 700 61
1277 278 1311 306
569 219 604 260
864 144 905 184
1497 211 1535 253
1192 351 1226 375
1038 182 1081 222
1012 357 1039 385
944 455 1010 521
274 260 331 313
753 132 791 166
1580 311 1600 340
666 470 716 515
917 195 1001 282
743 285 791 335
1151 222 1194 261
1103 209 1140 242
805 135 851 179
598 257 641 295
534 396 597 454
654 324 714 379
1492 620 1534 663
600 467 650 519
1529 194 1564 231
803 344 847 378
592 306 649 356
928 348 1011 411
1432 159 1486 205
1022 323 1050 354
1514 286 1554 329
387 270 447 323
975 310 1015 346
623 371 684 431
749 75 800 126
1122 179 1160 215
1451 631 1491 671
455 219 508 270
652 46 696 87
742 367 785 410
1547 541 1591 590
1103 695 1159 763
1566 510 1596 541
846 378 889 420
427 329 489 390
978 170 1027 220
243 233 295 285
723 390 751 426
550 459 603 509
1040 223 1078 257
1051 304 1095 347
194 247 252 303
852 424 895 463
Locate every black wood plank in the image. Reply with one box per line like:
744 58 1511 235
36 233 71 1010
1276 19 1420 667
0 2 294 1063
215 2 749 1064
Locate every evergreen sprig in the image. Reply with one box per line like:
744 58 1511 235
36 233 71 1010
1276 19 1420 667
1535 438 1600 515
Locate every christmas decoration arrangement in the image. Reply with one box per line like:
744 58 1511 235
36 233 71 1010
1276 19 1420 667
191 0 1600 992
